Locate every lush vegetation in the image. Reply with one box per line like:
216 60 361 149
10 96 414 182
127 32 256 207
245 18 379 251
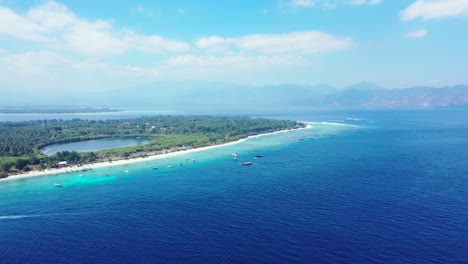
0 116 303 177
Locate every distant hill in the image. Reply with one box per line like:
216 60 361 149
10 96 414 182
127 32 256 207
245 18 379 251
0 82 466 108
316 85 468 108
104 82 337 107
342 82 386 91
0 107 122 114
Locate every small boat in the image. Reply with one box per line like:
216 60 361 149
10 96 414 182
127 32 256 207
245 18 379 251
124 170 129 173
185 158 189 161
234 157 238 161
255 155 265 158
242 162 253 166
54 183 62 187
153 167 159 170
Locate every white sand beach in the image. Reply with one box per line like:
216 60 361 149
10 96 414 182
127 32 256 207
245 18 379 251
1 124 312 182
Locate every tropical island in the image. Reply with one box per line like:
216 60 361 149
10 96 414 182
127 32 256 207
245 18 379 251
0 116 305 178
0 107 123 114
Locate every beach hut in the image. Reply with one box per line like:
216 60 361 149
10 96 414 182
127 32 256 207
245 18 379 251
57 161 68 168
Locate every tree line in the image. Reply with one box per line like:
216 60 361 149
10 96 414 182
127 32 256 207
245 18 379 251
0 116 303 177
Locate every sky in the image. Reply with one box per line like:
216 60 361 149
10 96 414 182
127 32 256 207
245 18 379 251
0 0 467 94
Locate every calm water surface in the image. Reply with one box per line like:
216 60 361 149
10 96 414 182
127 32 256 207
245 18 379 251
40 137 150 155
0 108 467 263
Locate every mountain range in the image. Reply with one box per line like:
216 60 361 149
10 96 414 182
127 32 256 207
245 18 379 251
314 83 468 108
1 82 467 108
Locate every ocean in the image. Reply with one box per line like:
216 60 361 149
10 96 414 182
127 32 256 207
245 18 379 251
0 108 467 263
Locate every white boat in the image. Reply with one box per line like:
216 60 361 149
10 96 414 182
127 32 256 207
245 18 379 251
242 162 253 166
54 183 62 187
124 170 129 173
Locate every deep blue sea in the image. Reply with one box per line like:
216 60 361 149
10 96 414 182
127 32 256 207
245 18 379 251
1 108 467 263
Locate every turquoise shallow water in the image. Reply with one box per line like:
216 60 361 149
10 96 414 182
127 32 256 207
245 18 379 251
1 122 352 193
1 109 467 264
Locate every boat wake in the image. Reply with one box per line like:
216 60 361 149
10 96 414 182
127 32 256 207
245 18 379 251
0 213 78 220
315 121 360 127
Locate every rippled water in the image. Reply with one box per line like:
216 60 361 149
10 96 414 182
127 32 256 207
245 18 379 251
40 137 150 155
1 109 467 263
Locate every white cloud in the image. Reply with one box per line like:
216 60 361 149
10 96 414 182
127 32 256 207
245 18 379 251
323 2 337 10
400 0 468 21
196 31 353 54
402 29 428 38
289 0 316 7
0 51 78 92
0 51 160 92
0 1 358 89
0 1 190 55
286 0 340 10
132 5 155 17
0 1 352 57
350 0 382 6
157 54 311 84
132 5 145 14
61 21 128 55
124 32 191 54
26 1 76 33
0 6 49 41
0 51 68 76
0 50 312 90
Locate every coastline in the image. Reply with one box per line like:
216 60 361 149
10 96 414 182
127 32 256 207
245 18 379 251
1 124 312 182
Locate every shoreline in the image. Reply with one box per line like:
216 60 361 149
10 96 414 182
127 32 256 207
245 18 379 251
1 124 312 182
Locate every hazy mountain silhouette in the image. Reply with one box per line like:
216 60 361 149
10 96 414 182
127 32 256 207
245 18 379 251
316 85 468 108
1 82 466 108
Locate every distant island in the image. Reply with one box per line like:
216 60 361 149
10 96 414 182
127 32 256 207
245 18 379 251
1 83 466 109
0 107 124 114
0 116 304 178
310 83 468 108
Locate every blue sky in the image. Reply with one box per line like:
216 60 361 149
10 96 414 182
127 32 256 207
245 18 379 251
0 0 467 93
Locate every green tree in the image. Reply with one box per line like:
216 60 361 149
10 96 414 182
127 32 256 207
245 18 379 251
15 159 29 170
1 161 14 172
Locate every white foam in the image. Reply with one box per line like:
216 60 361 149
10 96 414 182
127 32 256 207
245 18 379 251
0 213 72 220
